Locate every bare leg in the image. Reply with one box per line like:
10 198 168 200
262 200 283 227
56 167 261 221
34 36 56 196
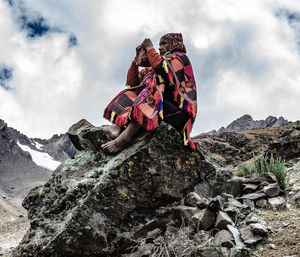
101 124 121 139
101 120 140 153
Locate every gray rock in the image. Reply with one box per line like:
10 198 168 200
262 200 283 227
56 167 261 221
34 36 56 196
208 195 225 210
242 198 255 211
196 208 216 230
255 199 268 208
13 122 216 257
133 218 170 239
196 247 223 257
227 225 245 247
213 230 235 248
265 243 276 249
226 198 245 209
239 225 263 245
221 193 234 201
243 236 263 245
245 214 267 226
173 205 199 223
242 183 259 194
241 192 266 201
292 191 300 207
257 172 278 184
146 228 162 240
268 196 286 209
67 119 111 151
223 205 240 223
229 246 250 257
184 192 209 209
249 223 268 236
263 183 281 197
215 211 234 230
123 244 154 257
225 177 249 197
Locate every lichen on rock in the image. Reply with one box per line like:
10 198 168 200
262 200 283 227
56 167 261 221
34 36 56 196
12 121 216 257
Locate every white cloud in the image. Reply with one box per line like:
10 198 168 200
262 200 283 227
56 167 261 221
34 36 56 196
1 0 300 138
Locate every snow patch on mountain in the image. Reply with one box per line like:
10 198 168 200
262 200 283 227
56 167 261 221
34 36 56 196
16 141 61 170
32 140 43 150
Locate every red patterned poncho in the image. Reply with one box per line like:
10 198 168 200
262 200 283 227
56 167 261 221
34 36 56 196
103 46 197 150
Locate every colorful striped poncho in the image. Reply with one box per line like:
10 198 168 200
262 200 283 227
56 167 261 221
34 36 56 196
103 48 197 150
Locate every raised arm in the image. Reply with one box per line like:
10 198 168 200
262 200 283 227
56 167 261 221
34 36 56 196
126 61 140 87
126 45 144 87
141 38 165 74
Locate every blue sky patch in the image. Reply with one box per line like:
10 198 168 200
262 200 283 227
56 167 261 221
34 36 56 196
20 16 50 38
68 34 78 47
276 9 300 51
4 0 14 7
0 65 13 91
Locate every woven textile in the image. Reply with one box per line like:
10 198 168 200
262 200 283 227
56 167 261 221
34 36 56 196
103 35 197 149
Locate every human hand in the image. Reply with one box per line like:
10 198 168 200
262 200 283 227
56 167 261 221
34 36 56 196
134 44 143 63
141 38 153 51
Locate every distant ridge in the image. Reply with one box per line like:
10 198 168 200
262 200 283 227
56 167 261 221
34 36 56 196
202 114 290 136
0 119 76 197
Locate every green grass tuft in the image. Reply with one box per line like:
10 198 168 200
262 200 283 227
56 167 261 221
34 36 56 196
234 153 290 188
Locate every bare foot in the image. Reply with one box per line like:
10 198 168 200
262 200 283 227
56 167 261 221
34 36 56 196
101 136 128 153
101 125 121 139
101 120 140 154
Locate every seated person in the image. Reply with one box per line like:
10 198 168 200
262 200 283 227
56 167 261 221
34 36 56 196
101 33 197 153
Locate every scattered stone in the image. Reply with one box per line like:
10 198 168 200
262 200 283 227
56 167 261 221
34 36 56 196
173 205 199 223
255 199 268 208
245 214 267 226
196 247 223 257
265 243 276 249
241 192 266 201
213 230 235 248
263 183 281 197
223 205 240 223
229 246 250 257
184 192 209 209
243 236 263 245
208 195 225 210
242 183 259 193
146 228 161 240
282 221 290 227
199 208 216 230
221 193 234 201
242 198 255 211
226 198 245 209
215 211 234 230
268 196 286 209
227 225 245 247
292 191 300 207
224 177 248 197
239 225 263 245
257 172 278 184
249 223 268 236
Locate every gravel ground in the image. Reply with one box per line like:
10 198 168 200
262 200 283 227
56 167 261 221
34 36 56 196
0 196 29 257
254 159 300 257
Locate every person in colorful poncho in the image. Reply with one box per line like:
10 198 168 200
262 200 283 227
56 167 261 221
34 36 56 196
101 33 197 153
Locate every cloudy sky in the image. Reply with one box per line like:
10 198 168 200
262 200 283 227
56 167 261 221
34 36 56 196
1 0 300 138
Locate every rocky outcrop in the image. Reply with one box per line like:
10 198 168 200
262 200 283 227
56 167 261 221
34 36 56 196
0 119 52 197
218 114 289 133
268 121 300 161
12 120 216 257
33 133 77 162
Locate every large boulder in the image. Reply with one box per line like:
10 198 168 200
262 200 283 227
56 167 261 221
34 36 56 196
12 120 216 257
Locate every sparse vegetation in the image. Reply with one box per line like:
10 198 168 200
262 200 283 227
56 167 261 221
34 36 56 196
234 153 289 188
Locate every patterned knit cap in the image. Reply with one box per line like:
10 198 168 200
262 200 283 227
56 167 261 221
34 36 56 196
162 33 186 53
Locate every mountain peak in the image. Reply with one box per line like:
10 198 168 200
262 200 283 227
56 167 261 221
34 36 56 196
218 114 290 133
